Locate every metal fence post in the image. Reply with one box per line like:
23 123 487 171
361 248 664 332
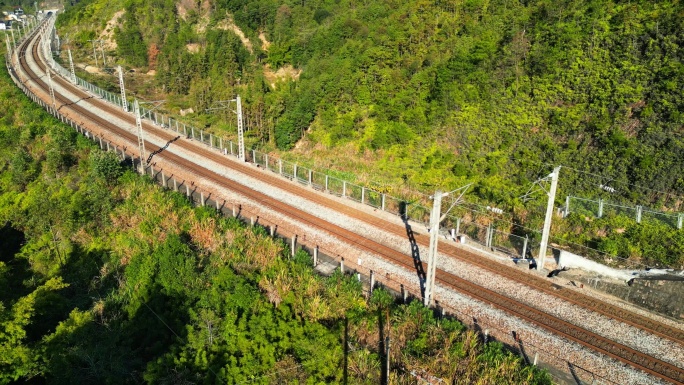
369 270 375 294
313 246 318 267
485 224 492 248
636 205 642 223
401 284 407 303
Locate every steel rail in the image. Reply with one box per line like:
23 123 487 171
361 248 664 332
12 20 684 384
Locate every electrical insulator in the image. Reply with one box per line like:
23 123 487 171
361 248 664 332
599 184 616 193
487 206 504 214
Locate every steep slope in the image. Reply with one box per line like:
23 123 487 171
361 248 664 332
55 0 684 267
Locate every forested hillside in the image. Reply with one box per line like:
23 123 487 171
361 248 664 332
0 55 551 383
0 1 34 12
55 0 684 267
57 0 684 193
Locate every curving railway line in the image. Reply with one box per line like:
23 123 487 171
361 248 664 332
9 17 684 384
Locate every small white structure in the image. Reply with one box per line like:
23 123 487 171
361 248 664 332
558 250 632 281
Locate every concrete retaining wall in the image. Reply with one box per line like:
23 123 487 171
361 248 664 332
584 278 684 320
558 250 684 320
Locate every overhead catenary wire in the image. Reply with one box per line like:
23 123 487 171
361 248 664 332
544 163 684 203
503 153 683 203
16 27 667 383
30 15 664 272
440 201 654 269
131 291 224 380
239 336 380 384
274 167 641 270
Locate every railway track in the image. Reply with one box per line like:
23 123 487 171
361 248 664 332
11 18 684 384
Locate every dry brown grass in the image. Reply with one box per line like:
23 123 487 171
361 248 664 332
258 269 292 307
241 231 282 269
348 349 380 382
302 294 325 321
108 185 194 264
110 205 144 233
70 227 94 248
92 299 106 323
293 274 328 321
188 216 220 253
258 275 281 307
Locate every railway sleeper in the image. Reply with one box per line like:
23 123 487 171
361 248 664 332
16 29 684 385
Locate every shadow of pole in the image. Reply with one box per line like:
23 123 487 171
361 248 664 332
378 308 386 385
567 363 583 385
400 201 426 299
513 331 530 365
343 316 349 385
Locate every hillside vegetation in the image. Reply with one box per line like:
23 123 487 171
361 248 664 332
0 57 551 383
56 0 684 268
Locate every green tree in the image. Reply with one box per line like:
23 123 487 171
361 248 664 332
89 150 123 182
0 278 68 383
115 5 148 67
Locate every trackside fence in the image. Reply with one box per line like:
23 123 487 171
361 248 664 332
6 18 634 384
566 195 683 230
11 12 683 273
